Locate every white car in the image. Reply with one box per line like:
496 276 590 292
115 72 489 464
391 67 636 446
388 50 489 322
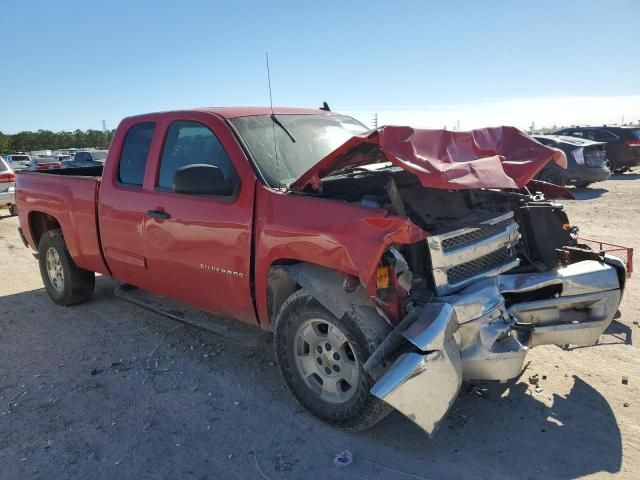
5 153 31 171
0 157 17 215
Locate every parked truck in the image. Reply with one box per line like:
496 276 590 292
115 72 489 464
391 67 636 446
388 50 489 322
15 107 628 435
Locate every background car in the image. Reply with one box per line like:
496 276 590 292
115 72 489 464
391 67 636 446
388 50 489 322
5 153 31 171
52 154 72 163
27 157 63 171
552 125 640 173
533 135 610 187
61 150 108 168
0 157 17 215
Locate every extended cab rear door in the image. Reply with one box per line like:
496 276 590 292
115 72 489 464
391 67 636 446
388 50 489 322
99 120 159 290
140 112 257 325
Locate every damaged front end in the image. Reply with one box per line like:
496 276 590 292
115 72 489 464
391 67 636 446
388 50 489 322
285 123 629 436
366 229 626 436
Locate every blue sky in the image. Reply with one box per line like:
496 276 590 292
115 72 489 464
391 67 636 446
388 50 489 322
1 0 638 133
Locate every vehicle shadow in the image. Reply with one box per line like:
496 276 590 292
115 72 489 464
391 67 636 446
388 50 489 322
571 187 608 200
610 173 640 180
361 373 622 479
0 281 623 480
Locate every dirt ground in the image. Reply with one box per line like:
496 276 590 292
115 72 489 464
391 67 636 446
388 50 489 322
1 175 639 480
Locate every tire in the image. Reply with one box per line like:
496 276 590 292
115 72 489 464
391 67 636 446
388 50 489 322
273 289 392 432
607 157 626 174
38 229 95 306
538 168 566 186
8 204 18 216
575 182 591 188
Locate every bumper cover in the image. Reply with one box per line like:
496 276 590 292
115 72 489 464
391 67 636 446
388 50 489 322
370 258 624 436
0 187 15 207
567 166 611 184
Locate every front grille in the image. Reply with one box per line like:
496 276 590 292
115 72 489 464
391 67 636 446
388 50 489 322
441 218 513 251
445 248 516 285
428 211 521 295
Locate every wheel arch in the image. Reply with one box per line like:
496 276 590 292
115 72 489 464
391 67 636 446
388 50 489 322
28 211 62 248
267 261 391 335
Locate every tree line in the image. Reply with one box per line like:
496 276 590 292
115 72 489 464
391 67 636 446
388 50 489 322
0 129 115 155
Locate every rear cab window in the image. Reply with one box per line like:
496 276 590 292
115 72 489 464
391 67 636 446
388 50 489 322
157 120 238 195
118 122 156 186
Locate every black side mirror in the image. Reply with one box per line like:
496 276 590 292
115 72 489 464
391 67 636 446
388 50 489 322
172 164 235 196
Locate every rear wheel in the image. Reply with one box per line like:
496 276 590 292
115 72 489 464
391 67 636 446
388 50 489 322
8 204 17 216
607 157 627 174
38 229 95 306
273 289 392 432
575 182 591 188
538 168 566 186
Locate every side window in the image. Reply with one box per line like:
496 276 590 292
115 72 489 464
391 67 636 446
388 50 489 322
582 130 597 140
157 120 237 193
118 122 155 186
595 130 617 140
569 130 584 138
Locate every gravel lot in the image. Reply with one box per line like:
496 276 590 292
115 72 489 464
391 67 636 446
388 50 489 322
1 175 639 480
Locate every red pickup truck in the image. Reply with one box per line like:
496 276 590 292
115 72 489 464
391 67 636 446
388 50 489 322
16 107 627 435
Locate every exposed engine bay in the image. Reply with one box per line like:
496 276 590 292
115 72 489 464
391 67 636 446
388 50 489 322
316 166 582 301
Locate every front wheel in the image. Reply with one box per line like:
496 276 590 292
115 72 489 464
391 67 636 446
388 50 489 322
38 229 95 306
8 204 18 216
273 289 392 432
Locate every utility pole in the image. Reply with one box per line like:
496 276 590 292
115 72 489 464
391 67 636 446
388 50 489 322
102 120 110 149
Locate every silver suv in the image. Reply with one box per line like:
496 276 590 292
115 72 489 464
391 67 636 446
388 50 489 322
0 157 17 216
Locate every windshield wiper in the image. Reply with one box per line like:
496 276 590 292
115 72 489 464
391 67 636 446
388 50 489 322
271 114 296 143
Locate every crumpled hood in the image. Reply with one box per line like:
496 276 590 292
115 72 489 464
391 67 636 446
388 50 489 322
290 125 567 191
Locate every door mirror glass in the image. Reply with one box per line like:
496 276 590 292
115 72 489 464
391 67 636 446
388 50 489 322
172 164 236 195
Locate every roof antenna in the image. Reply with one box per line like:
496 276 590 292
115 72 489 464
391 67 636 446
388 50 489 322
266 52 274 115
265 52 281 188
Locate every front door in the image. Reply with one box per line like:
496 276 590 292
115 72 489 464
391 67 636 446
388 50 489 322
143 115 257 325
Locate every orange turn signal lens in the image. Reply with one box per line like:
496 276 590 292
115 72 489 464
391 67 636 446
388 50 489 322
376 266 390 289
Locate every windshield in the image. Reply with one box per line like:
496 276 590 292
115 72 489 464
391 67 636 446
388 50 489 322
230 114 368 187
12 155 29 161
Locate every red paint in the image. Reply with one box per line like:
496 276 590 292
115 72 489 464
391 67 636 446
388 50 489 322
291 126 567 192
16 107 567 331
16 174 109 275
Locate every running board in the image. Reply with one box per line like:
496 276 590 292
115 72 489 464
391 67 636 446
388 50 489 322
114 283 270 348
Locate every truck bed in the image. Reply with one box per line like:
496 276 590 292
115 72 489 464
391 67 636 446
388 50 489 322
16 170 110 275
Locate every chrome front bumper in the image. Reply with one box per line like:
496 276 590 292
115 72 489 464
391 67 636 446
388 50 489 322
370 258 625 436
